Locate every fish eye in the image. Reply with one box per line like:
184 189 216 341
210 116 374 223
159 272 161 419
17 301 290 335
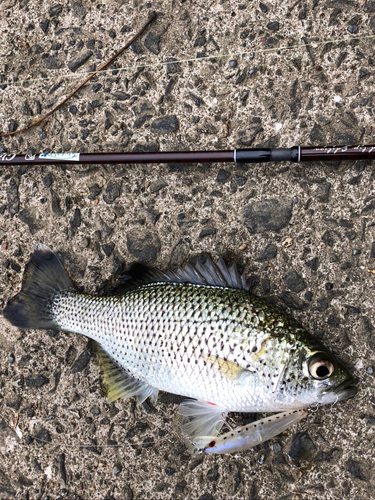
308 358 335 380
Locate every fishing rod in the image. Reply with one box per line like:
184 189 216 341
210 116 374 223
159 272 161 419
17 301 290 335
1 144 375 165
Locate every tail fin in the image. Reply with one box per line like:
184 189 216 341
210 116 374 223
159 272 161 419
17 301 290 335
3 244 74 330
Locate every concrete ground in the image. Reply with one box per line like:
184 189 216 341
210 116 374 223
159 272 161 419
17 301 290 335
0 0 374 498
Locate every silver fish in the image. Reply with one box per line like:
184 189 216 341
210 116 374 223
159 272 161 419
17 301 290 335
3 244 356 452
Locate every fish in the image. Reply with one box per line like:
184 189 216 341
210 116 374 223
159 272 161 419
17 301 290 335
2 244 357 454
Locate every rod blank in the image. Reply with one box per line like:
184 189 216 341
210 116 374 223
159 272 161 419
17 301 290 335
1 145 375 166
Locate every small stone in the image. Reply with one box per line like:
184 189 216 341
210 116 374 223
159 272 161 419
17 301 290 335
256 243 277 262
317 298 328 312
305 257 318 271
253 453 264 467
273 442 282 454
144 32 160 54
112 92 130 101
44 56 63 69
43 173 54 187
49 4 63 17
151 115 179 134
229 60 237 68
8 354 14 363
344 305 361 316
169 240 190 269
34 428 52 446
21 102 32 116
199 228 217 238
366 366 373 374
341 261 352 270
50 189 62 216
10 261 21 272
18 209 43 235
70 208 81 228
71 345 91 373
126 229 161 263
283 270 306 293
68 51 93 72
325 283 334 290
7 180 19 217
25 375 49 388
352 249 361 256
102 243 115 257
65 345 77 365
194 36 206 47
165 466 177 475
103 181 121 204
262 278 271 293
243 199 293 234
259 2 268 12
150 182 167 194
280 292 307 310
347 25 359 34
235 71 247 85
347 460 366 480
112 465 121 475
90 405 101 416
267 22 279 31
216 169 231 184
39 19 50 32
166 58 181 74
322 230 334 247
327 315 340 327
317 448 341 462
206 465 219 482
130 41 144 54
189 93 205 107
289 432 317 461
233 174 247 186
6 395 22 410
125 422 149 439
65 196 72 211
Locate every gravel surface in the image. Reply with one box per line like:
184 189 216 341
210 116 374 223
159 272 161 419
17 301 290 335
1 1 375 499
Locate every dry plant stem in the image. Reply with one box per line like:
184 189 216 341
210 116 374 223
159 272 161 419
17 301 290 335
0 11 157 139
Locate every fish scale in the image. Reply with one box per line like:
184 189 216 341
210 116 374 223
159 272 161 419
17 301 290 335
50 283 283 411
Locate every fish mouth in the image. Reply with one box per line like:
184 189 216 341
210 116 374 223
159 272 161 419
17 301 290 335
319 377 357 403
333 377 358 401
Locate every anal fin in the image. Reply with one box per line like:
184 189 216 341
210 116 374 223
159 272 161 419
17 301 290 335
178 400 228 444
96 344 158 405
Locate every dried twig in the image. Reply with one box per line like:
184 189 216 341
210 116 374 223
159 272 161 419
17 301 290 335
0 12 157 139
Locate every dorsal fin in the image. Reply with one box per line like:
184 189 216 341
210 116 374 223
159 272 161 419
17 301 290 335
112 255 249 295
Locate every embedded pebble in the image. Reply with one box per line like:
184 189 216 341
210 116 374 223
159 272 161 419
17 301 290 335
151 115 179 134
243 199 293 234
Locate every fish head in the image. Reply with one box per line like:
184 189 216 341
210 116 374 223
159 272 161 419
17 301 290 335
276 337 357 408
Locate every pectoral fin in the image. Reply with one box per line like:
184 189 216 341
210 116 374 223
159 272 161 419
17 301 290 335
96 344 158 405
202 354 251 382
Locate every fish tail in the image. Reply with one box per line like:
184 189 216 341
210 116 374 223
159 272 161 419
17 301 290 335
3 244 74 330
